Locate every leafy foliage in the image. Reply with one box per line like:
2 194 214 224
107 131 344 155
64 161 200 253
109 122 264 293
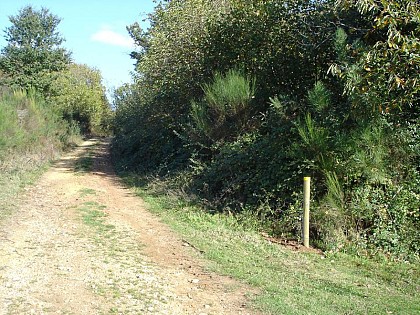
0 6 110 137
113 0 419 260
47 64 112 135
113 0 230 173
332 0 419 114
0 6 71 93
204 0 337 102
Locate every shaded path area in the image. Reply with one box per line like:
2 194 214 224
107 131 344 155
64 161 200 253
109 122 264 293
0 139 257 314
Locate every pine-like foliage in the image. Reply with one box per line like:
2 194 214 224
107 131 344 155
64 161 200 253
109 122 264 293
191 69 256 142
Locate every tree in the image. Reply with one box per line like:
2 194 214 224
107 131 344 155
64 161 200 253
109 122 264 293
113 0 231 171
129 0 230 99
0 6 71 93
204 0 338 103
48 64 111 135
334 0 419 116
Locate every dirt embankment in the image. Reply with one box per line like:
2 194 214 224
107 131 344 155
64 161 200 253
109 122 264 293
0 139 258 315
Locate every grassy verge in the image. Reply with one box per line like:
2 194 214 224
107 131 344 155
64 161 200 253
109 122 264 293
120 174 419 315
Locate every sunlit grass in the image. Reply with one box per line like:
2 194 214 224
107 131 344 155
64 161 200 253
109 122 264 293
121 173 420 315
78 201 114 235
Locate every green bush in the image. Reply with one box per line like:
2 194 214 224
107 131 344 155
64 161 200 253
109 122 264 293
0 87 79 167
112 86 189 174
112 0 419 261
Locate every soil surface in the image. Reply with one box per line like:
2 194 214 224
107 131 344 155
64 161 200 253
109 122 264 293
0 139 258 315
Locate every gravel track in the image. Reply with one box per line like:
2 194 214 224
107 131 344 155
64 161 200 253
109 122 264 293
0 139 257 315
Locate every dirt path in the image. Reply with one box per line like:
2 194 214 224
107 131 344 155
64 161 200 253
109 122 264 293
0 139 257 315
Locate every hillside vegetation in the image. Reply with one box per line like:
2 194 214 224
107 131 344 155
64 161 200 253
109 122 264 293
113 0 419 260
0 6 112 219
0 88 79 218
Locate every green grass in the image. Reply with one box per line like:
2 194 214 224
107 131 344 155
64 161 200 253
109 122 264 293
77 201 114 236
79 188 97 197
121 174 420 315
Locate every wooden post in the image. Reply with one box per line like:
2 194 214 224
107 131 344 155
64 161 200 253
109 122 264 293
303 177 311 247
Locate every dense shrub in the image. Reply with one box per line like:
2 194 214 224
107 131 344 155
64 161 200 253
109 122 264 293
0 87 80 170
113 0 419 260
0 87 81 221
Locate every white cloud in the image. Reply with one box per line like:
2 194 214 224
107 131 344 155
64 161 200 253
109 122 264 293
91 27 134 48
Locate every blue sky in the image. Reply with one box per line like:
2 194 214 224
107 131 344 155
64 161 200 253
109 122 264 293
0 0 156 93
